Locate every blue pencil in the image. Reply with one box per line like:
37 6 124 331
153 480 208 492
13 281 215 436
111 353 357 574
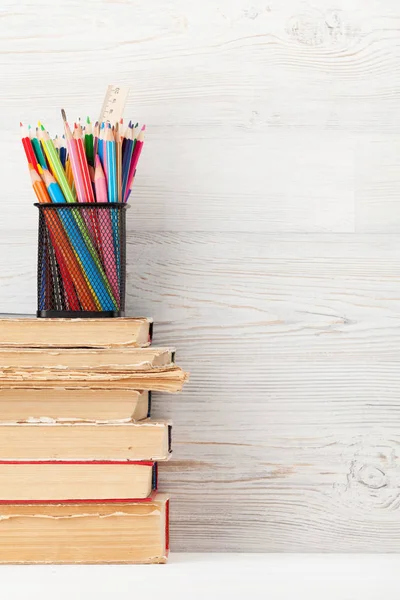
98 122 105 173
105 126 120 279
41 169 116 310
106 126 117 203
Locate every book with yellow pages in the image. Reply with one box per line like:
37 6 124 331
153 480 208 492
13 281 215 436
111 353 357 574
0 317 153 348
0 420 172 461
0 493 169 564
0 460 157 502
0 388 150 422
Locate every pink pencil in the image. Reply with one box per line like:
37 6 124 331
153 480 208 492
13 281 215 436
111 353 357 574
124 125 145 201
94 155 119 301
61 110 87 203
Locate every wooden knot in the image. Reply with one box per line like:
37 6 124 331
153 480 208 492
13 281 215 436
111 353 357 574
356 464 387 490
286 9 358 48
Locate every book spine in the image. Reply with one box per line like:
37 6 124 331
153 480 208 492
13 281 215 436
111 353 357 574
168 425 172 453
147 391 152 418
152 462 158 491
165 499 170 552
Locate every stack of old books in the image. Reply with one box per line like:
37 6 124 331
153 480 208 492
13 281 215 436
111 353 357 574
0 317 187 564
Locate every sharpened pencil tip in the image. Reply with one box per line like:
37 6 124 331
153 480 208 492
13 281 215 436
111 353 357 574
86 116 90 124
141 124 146 131
61 109 67 122
40 124 45 130
20 122 23 127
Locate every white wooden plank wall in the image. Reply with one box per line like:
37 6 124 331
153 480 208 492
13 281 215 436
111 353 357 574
1 0 400 551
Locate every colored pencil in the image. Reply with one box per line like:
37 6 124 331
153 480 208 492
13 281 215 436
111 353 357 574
74 123 94 203
30 128 47 170
93 121 99 159
20 123 38 172
121 125 134 200
94 155 120 302
85 117 94 167
106 125 117 203
115 122 122 203
39 126 75 203
59 135 67 168
61 112 87 203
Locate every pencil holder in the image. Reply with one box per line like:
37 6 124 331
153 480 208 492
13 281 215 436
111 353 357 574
35 203 128 318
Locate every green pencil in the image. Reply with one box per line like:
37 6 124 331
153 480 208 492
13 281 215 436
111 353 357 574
85 116 94 167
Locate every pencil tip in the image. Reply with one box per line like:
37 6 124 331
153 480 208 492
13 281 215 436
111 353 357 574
20 122 23 127
141 124 146 131
40 124 45 131
86 116 90 124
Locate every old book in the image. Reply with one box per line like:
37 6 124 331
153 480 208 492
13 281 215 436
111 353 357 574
0 317 152 348
0 419 171 461
0 420 171 460
0 493 169 564
0 461 157 502
0 346 188 392
0 367 187 393
0 347 173 370
0 388 150 423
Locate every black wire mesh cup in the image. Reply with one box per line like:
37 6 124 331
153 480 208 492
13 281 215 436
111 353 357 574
35 203 128 318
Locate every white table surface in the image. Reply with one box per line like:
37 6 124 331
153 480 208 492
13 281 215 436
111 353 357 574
2 553 400 600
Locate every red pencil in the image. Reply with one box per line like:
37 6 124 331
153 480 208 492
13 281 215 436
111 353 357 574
20 123 39 172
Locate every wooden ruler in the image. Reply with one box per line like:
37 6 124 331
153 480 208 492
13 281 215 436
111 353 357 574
98 85 129 124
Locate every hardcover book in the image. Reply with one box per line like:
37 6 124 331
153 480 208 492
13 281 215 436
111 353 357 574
0 460 157 502
0 493 169 564
0 420 172 461
0 317 153 348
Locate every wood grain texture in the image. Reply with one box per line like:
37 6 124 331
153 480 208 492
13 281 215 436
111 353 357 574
134 233 400 551
2 0 400 552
